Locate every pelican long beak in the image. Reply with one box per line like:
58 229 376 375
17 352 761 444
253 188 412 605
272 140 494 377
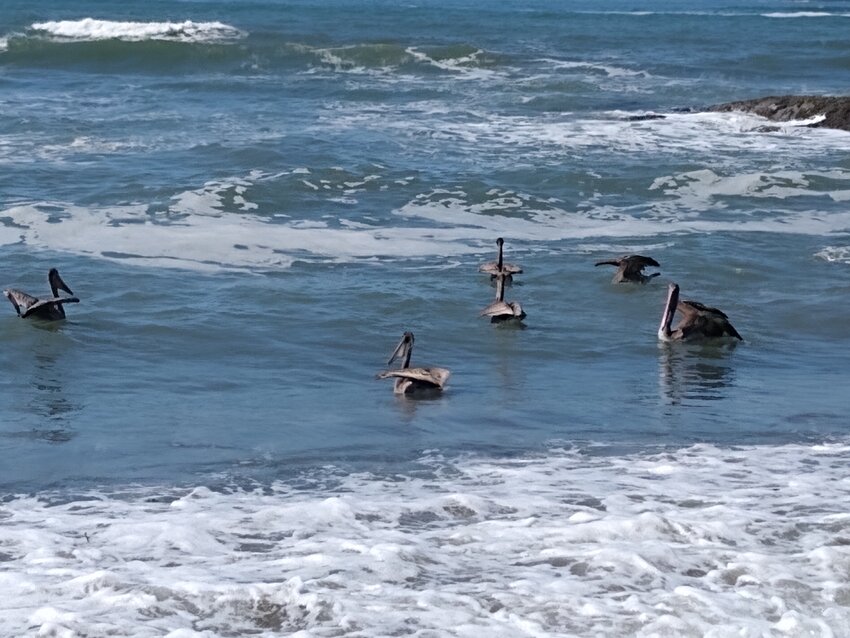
387 333 413 368
594 260 618 267
658 283 679 340
387 338 405 366
496 238 504 270
49 269 73 296
494 274 506 302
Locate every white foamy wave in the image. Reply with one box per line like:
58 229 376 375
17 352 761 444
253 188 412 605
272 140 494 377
405 46 503 81
782 114 828 127
816 246 850 264
2 442 850 636
762 11 849 18
539 58 652 79
301 44 506 80
30 18 245 43
314 47 370 74
4 166 850 273
305 44 401 76
396 187 850 242
323 107 850 163
0 169 491 272
650 168 850 211
0 200 475 273
525 58 656 95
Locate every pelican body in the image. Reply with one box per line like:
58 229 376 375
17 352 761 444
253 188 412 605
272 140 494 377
377 332 450 396
595 255 660 284
658 283 742 342
479 237 523 281
480 274 526 324
4 269 79 320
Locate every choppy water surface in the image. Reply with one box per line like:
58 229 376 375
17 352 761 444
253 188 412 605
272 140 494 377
1 1 850 635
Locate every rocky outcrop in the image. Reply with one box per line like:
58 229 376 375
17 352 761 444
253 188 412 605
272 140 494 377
710 96 850 132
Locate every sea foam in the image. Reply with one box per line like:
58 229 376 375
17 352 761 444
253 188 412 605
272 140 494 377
816 246 850 265
30 18 245 43
1 442 849 636
762 12 849 19
3 160 850 273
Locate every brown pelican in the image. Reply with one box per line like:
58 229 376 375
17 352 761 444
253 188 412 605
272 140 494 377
479 237 523 281
480 274 526 324
658 283 742 342
377 331 450 395
4 269 79 320
595 255 660 283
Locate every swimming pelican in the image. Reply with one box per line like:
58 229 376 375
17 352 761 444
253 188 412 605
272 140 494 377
4 268 79 320
479 237 523 281
480 274 526 324
658 282 742 342
377 331 450 395
595 255 660 283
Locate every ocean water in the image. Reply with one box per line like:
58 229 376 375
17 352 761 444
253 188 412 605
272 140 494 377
2 1 850 635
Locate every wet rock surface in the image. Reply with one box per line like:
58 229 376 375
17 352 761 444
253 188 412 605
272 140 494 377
710 96 850 132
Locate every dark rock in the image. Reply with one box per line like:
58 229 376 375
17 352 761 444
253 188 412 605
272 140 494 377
625 113 666 122
710 95 850 132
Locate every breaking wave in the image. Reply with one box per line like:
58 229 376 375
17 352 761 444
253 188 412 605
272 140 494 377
2 442 850 636
29 18 245 43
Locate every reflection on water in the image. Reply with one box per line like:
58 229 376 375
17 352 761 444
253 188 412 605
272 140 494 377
658 341 737 405
21 328 80 444
391 390 446 422
490 329 524 399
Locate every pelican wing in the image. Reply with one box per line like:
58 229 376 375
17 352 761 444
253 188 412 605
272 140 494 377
480 300 518 317
20 296 80 319
479 261 498 274
676 300 742 340
622 255 660 276
378 367 450 388
694 313 742 340
504 262 523 275
508 301 526 319
4 289 39 316
678 315 742 341
479 262 523 275
721 321 743 341
678 299 729 320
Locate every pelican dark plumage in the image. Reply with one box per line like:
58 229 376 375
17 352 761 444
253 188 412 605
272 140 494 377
4 268 79 320
479 237 523 281
377 331 450 395
480 274 526 324
658 282 742 342
595 255 660 284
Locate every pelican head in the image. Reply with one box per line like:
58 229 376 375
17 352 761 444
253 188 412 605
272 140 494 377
388 331 414 369
49 268 74 297
479 237 522 280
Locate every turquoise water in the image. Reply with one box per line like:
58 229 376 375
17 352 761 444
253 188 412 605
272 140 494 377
2 2 850 635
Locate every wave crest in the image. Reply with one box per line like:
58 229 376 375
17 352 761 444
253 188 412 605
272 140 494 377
30 18 245 43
